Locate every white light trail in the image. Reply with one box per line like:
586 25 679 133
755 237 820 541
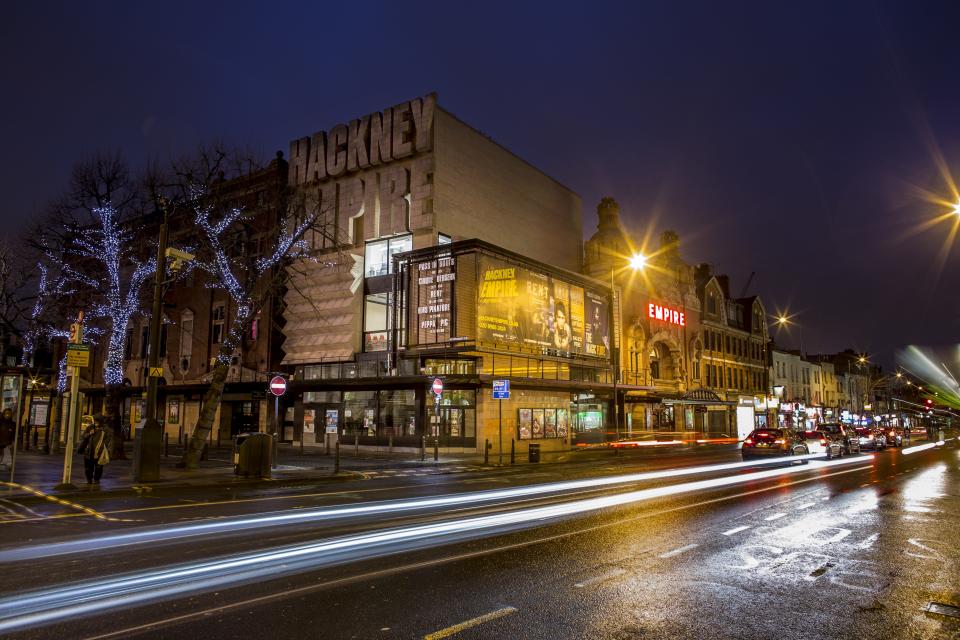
0 452 838 562
901 441 944 455
0 455 873 633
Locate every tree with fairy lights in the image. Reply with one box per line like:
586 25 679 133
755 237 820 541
32 154 152 457
159 148 336 469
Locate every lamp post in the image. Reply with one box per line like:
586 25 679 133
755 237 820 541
610 252 646 443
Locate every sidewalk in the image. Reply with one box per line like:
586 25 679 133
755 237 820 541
1 438 741 499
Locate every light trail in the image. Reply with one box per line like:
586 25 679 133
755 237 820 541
0 455 872 634
0 452 836 562
901 441 946 455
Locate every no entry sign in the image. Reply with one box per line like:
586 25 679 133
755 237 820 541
269 375 287 397
432 377 444 395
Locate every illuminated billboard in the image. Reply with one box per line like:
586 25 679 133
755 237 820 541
477 256 609 357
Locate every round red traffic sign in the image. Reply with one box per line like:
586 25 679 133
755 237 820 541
432 377 443 395
269 375 287 397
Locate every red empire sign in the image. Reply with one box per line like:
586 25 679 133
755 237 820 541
269 375 287 397
432 377 444 395
648 302 685 327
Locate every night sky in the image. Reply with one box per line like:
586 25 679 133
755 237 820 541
3 1 959 367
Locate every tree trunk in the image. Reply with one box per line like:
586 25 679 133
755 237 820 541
104 382 126 459
179 361 229 470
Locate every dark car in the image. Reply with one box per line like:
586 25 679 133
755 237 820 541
742 428 809 460
884 427 905 447
817 423 861 455
855 427 886 451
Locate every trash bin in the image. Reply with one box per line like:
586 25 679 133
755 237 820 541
528 443 540 463
234 432 273 478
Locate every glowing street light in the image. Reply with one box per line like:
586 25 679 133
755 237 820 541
612 252 647 443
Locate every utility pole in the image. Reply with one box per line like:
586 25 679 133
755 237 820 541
134 206 169 482
54 312 84 490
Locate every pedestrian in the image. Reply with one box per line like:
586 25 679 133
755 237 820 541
0 408 15 470
76 415 111 485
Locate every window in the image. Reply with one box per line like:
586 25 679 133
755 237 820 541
693 359 700 382
179 309 194 370
364 293 391 352
364 234 412 278
124 328 134 360
212 303 225 344
727 367 732 388
708 292 718 315
725 336 731 353
438 233 452 245
139 323 149 359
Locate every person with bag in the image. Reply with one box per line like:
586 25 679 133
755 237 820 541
76 415 111 485
0 408 15 470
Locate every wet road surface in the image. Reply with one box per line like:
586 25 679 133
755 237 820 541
1 442 958 639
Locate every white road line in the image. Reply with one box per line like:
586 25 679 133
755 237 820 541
795 502 815 510
857 533 880 549
722 525 750 536
574 567 627 588
659 543 699 558
765 513 787 521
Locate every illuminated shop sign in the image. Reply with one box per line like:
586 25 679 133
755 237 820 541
647 303 685 327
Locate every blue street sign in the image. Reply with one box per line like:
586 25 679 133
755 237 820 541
493 379 510 399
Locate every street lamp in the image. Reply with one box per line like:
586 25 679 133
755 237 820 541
611 252 646 443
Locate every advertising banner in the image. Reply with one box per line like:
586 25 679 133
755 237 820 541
477 256 608 357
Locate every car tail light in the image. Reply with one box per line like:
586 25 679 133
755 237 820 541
819 438 827 445
744 438 753 445
774 439 785 444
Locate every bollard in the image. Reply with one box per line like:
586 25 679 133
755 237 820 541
510 438 515 465
389 435 393 454
484 438 489 465
334 441 340 474
434 437 439 462
354 433 359 456
421 435 426 462
163 432 169 457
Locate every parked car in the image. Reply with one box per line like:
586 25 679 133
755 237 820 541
800 430 844 459
742 428 809 460
817 423 861 455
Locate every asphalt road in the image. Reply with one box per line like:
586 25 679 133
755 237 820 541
1 442 958 639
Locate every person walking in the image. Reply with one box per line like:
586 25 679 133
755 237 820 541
0 408 15 470
76 415 111 485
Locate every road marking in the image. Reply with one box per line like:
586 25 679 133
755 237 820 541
574 567 627 588
856 533 880 549
423 606 518 639
78 465 874 640
722 525 750 536
659 543 698 558
795 502 815 510
765 513 787 521
0 481 132 523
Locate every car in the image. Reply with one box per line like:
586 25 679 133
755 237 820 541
884 428 905 447
800 430 844 459
855 427 886 450
742 428 809 460
817 423 861 455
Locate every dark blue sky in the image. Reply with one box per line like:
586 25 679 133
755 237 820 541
3 1 959 366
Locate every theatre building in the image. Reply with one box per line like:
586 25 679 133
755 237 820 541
282 93 600 455
584 198 725 435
